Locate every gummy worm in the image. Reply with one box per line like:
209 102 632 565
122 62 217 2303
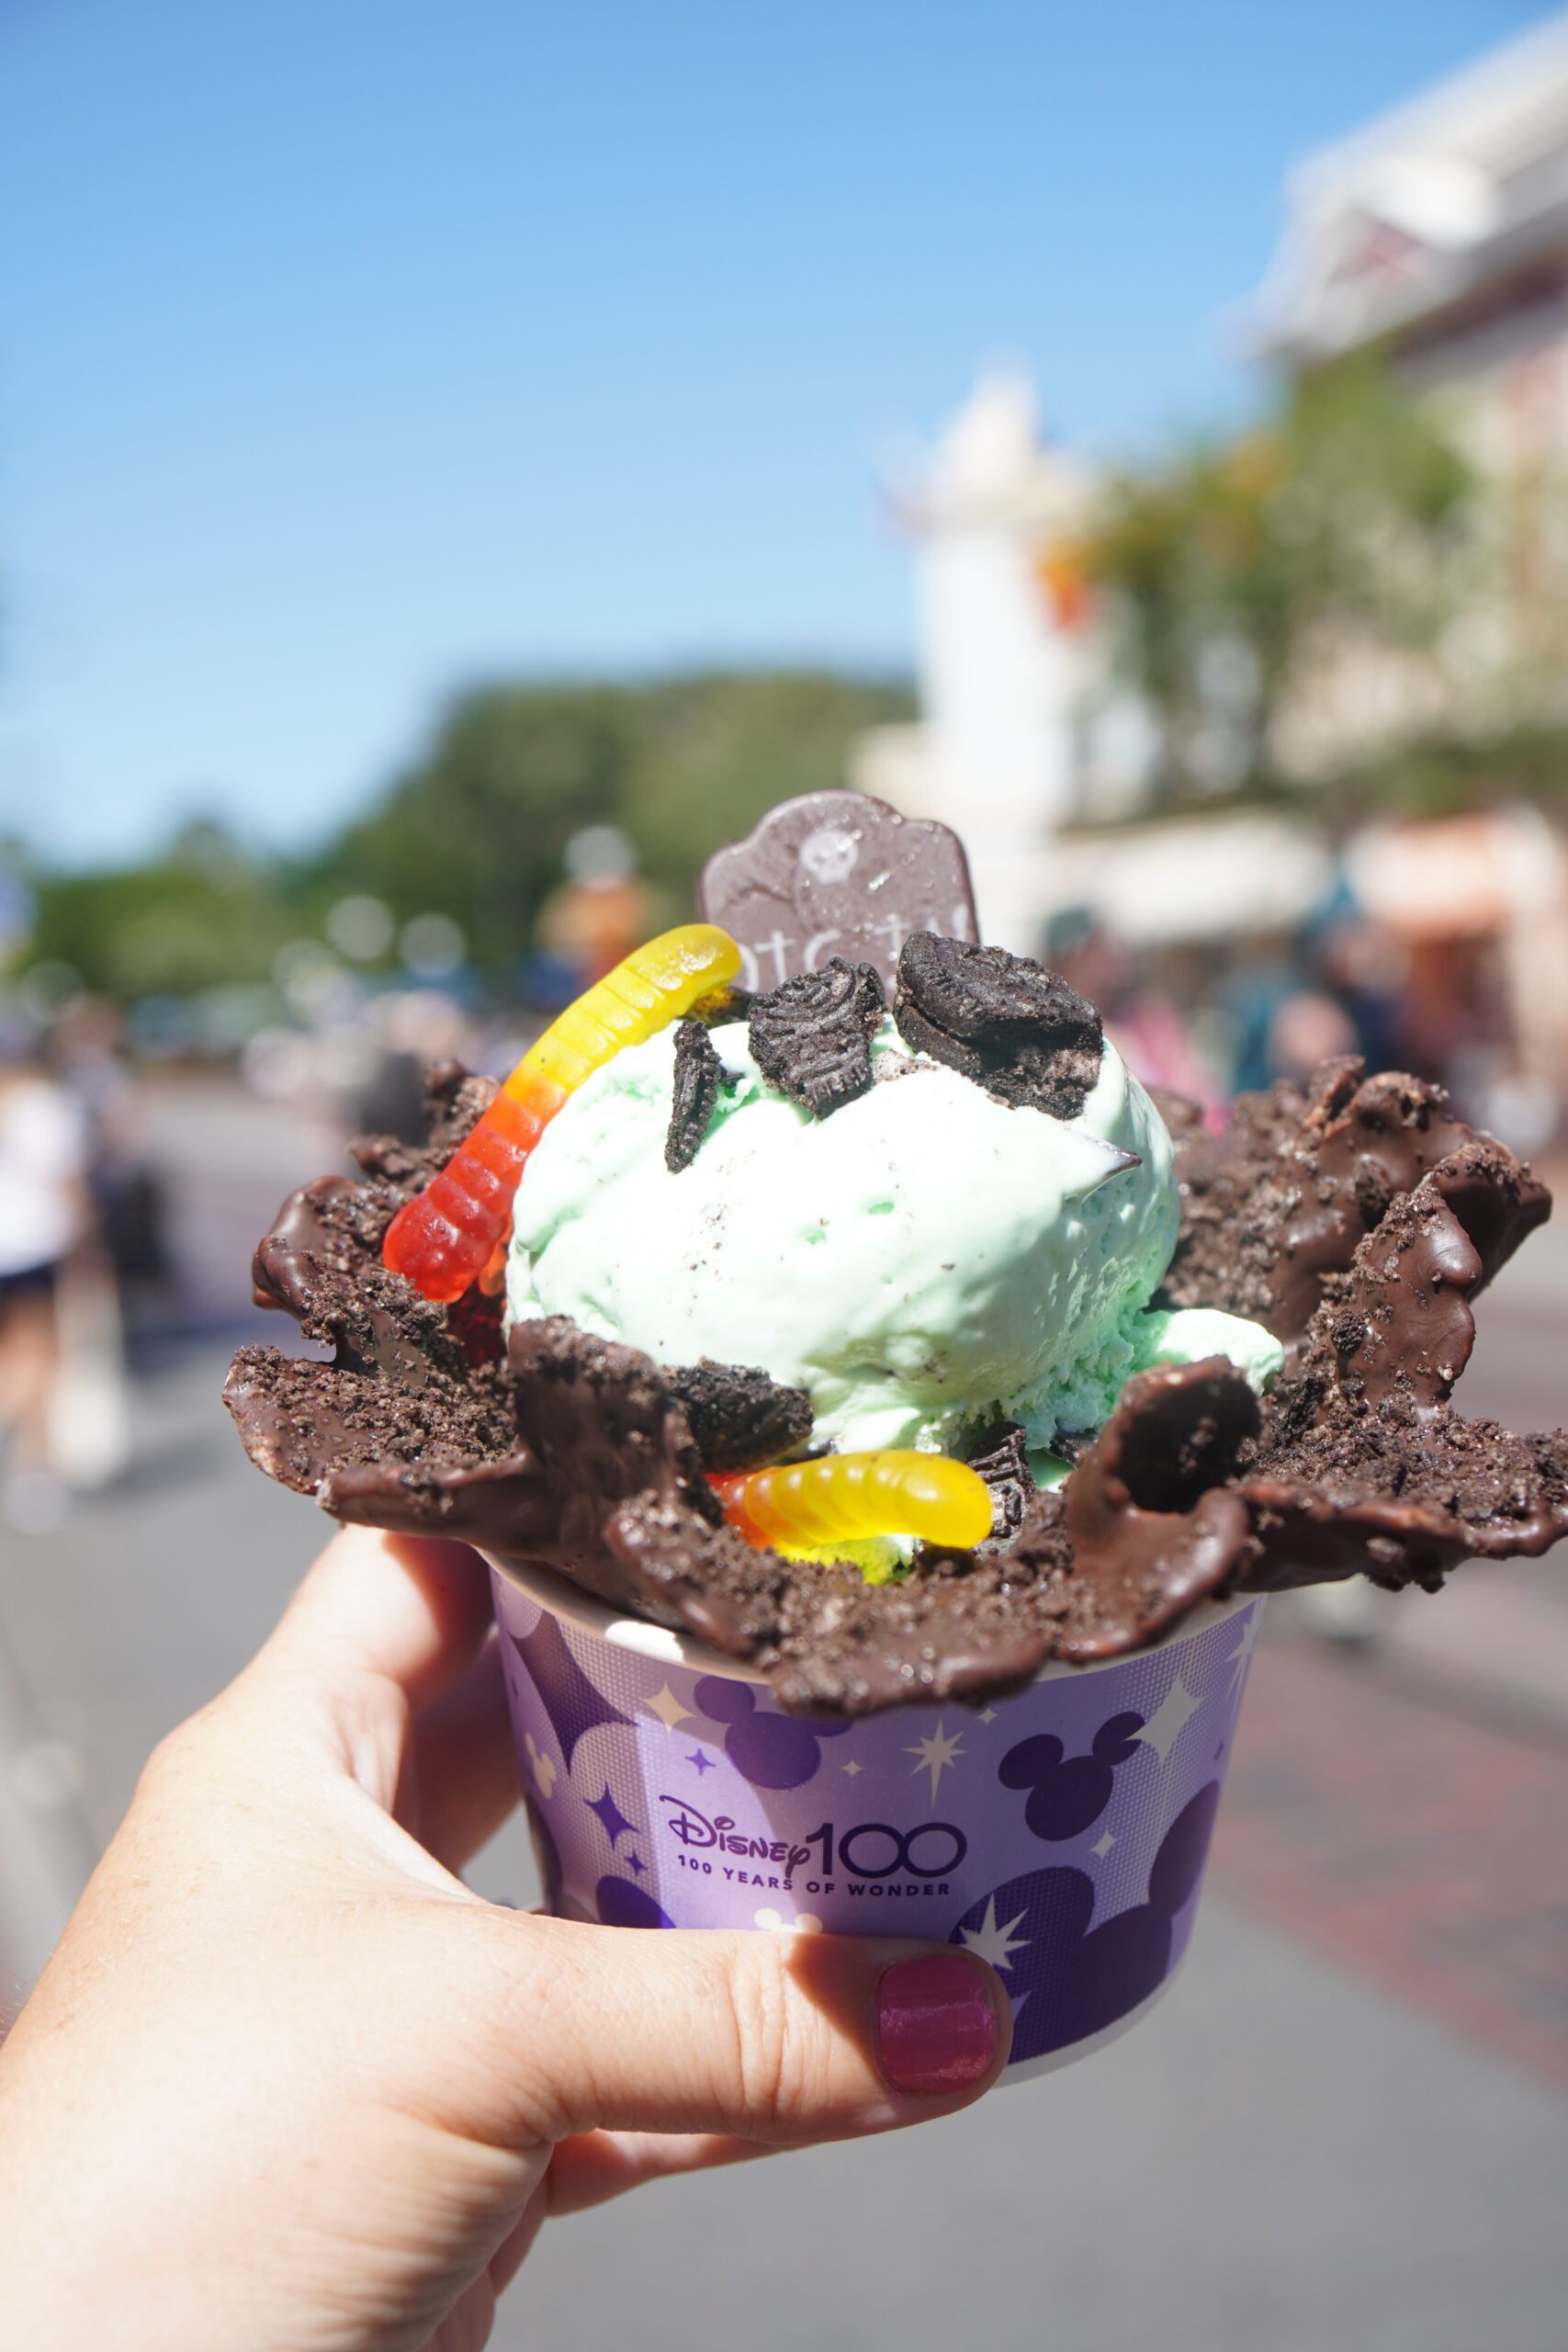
711 1452 994 1555
383 923 741 1302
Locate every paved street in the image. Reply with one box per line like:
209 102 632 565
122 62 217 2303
0 1080 1565 2348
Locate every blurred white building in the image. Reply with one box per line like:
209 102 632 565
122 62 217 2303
1247 13 1568 1106
861 17 1568 986
1247 10 1568 471
858 369 1327 954
855 369 1104 952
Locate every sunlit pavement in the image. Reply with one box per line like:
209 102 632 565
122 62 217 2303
1 1082 1566 2347
1210 1229 1568 2106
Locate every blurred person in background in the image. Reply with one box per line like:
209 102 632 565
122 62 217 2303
1217 932 1301 1098
1220 897 1411 1102
532 824 653 997
1047 909 1227 1125
1263 985 1360 1091
1310 909 1407 1078
1261 908 1413 1098
51 994 169 1310
0 1035 92 1531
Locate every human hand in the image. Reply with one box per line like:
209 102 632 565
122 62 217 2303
0 1528 1009 2351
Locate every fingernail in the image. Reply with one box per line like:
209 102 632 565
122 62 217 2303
874 1953 998 2095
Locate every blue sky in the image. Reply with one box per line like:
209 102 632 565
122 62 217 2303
1 0 1557 867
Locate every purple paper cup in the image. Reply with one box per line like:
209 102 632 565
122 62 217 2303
488 1555 1264 2083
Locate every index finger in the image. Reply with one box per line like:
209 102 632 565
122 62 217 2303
261 1524 495 1711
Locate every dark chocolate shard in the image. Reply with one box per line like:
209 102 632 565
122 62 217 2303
604 1489 807 1665
1235 1412 1568 1597
894 932 1103 1118
966 1419 1034 1548
225 1082 524 1515
1160 1057 1551 1348
326 1449 552 1551
507 1316 721 1537
663 1359 814 1472
698 789 979 991
754 1555 1057 1717
748 956 886 1118
243 1067 507 1408
224 1332 523 1505
1231 1156 1568 1593
664 1019 724 1172
250 1174 465 1395
1056 1360 1258 1657
1323 1161 1487 1412
605 1482 1060 1713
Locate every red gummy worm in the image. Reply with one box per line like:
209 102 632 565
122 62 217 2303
381 1078 560 1306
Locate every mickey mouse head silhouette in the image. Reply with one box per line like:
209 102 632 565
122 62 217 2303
952 1781 1223 2064
998 1712 1145 1842
693 1676 850 1791
597 1875 675 1930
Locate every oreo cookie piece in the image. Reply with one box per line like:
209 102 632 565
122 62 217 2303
966 1419 1034 1547
686 983 754 1028
663 1358 814 1472
748 956 886 1118
665 1020 724 1172
894 932 1102 1118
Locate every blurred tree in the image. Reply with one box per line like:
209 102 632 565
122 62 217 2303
21 671 913 1001
1082 362 1481 808
24 821 293 997
305 669 912 978
311 682 633 978
616 671 912 891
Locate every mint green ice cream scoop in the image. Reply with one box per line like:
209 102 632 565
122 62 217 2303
505 1017 1279 1457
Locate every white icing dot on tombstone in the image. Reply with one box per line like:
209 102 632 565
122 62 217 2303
799 826 859 885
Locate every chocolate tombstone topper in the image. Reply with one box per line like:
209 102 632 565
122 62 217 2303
698 790 979 990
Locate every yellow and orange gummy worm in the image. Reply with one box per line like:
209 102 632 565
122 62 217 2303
382 922 741 1304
